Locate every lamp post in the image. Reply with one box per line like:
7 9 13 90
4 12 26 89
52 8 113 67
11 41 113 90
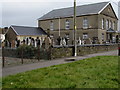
74 0 77 56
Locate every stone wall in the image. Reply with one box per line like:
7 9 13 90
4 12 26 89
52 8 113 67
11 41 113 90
2 44 118 60
50 44 118 59
3 48 17 57
51 47 73 59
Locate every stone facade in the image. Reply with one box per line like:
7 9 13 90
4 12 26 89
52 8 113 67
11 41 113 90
38 3 118 45
5 27 17 42
5 26 48 48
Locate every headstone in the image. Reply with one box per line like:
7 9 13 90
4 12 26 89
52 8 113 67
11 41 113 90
26 38 29 45
35 40 37 47
82 40 85 45
57 36 61 45
36 37 40 48
17 40 20 47
44 37 51 49
23 39 26 45
78 37 82 45
60 37 63 46
28 37 31 45
31 38 35 46
65 37 69 45
62 38 66 46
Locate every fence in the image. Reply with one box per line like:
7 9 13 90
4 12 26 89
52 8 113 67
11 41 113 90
2 45 51 67
2 44 118 67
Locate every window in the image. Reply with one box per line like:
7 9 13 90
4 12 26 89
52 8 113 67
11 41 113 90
50 34 54 38
50 21 54 30
106 19 109 30
83 33 88 39
102 18 105 29
65 19 70 30
113 21 115 30
83 18 88 29
109 20 112 28
102 33 104 40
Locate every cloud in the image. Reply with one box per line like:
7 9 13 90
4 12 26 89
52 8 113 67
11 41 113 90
1 0 73 2
1 0 119 27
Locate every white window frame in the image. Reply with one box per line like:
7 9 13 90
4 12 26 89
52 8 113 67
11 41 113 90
109 20 112 28
50 21 54 30
106 19 109 30
102 18 105 29
65 19 70 30
113 21 115 30
83 18 88 29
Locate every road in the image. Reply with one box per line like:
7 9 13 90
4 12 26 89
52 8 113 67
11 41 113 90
2 50 118 77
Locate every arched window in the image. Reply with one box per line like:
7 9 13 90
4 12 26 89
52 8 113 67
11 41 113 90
65 19 70 30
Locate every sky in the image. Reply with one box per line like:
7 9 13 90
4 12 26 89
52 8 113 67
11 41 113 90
0 0 119 28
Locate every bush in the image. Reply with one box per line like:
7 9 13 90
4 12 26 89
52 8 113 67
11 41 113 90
17 45 36 59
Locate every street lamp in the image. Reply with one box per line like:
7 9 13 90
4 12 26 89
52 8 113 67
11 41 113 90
74 0 77 56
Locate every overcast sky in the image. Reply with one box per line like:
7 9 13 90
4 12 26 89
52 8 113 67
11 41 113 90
0 0 119 28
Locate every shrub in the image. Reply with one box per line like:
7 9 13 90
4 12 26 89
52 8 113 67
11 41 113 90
17 45 36 59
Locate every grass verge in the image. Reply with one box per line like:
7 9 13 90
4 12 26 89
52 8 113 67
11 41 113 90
2 56 119 88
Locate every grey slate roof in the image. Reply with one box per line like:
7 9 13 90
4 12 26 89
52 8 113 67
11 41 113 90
10 25 47 36
107 28 115 33
38 2 109 20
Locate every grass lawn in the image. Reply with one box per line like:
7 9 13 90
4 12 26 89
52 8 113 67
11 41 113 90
2 56 119 88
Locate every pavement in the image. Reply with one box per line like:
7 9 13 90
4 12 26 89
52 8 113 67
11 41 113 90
2 50 118 77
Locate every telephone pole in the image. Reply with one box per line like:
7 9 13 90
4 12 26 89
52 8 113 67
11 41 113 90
74 0 77 56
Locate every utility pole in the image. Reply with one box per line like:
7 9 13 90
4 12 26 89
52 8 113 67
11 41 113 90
59 17 61 37
74 0 77 56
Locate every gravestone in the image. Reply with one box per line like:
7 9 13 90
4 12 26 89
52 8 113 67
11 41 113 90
44 37 51 50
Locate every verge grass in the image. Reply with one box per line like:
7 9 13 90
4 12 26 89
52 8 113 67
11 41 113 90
2 56 119 88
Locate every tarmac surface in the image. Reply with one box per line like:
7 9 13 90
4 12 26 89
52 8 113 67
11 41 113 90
2 50 118 77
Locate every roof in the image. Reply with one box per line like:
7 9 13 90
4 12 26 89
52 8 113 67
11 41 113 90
10 25 47 36
107 28 115 33
38 2 110 20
